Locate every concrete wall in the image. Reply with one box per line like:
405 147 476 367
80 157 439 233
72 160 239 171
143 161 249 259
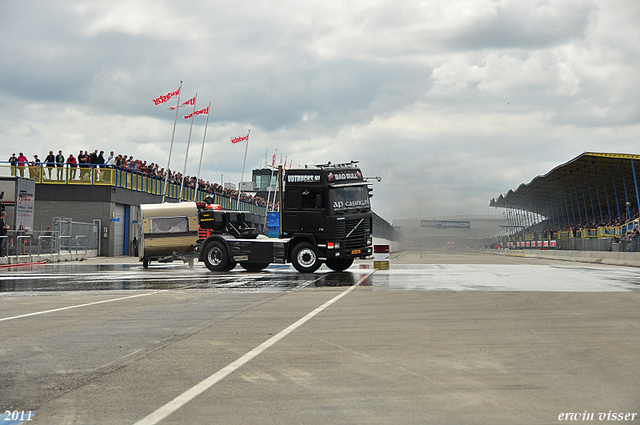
34 185 162 257
501 249 640 267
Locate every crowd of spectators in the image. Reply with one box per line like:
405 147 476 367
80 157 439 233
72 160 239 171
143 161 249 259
6 150 276 210
509 207 640 241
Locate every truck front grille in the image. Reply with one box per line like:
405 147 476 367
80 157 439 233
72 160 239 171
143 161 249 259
335 217 371 239
343 237 368 249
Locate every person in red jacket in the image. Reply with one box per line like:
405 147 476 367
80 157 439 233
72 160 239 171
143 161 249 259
67 153 78 180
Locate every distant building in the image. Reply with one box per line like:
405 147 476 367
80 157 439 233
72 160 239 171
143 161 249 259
252 168 277 191
392 215 508 249
250 168 279 208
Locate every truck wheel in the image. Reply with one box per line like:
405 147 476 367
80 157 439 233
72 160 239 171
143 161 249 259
203 240 229 272
291 242 321 273
240 262 269 272
224 261 237 271
326 258 354 272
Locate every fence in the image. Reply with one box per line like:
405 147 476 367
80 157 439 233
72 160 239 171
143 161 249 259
53 217 100 256
0 219 100 259
0 229 57 258
0 162 267 216
373 212 403 242
502 217 640 251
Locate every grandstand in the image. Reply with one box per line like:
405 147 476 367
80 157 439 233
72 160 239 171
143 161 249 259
489 152 640 252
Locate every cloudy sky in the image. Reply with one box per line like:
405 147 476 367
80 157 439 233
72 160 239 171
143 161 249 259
1 0 639 221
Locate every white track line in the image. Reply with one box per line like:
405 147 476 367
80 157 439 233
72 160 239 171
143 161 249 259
133 273 371 425
0 292 161 322
0 278 249 323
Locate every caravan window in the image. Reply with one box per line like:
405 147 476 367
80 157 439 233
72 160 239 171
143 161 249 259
150 217 189 234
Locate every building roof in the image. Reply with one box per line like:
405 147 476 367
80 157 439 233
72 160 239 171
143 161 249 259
489 152 640 217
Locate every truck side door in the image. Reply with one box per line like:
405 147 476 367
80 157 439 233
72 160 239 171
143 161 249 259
300 188 326 234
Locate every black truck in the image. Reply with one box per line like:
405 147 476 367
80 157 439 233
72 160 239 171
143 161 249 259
196 161 373 272
139 161 373 273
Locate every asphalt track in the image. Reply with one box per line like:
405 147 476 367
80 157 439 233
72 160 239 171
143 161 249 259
1 250 639 424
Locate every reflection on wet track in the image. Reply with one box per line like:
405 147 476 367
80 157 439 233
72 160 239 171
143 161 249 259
0 263 365 293
2 261 637 294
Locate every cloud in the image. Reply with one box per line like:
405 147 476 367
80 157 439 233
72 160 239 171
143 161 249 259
1 0 639 221
443 0 596 50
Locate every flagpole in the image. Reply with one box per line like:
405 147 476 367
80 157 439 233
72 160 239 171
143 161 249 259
179 93 197 202
237 129 250 209
194 101 211 201
266 149 277 211
162 80 182 203
266 166 276 211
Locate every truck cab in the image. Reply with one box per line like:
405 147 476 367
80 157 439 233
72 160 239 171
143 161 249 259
282 162 373 272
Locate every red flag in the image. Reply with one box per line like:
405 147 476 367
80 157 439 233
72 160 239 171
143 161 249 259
169 96 196 110
183 107 209 120
152 87 180 107
231 134 249 144
271 153 276 167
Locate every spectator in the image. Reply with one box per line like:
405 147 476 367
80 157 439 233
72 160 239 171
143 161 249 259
8 153 17 176
106 151 115 167
96 151 105 181
16 152 28 177
78 150 88 180
67 153 78 180
55 150 65 180
30 155 41 179
44 150 56 180
0 211 8 256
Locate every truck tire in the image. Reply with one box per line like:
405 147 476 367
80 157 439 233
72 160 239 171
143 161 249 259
326 258 354 272
203 240 229 272
291 242 321 273
240 262 269 272
224 261 237 271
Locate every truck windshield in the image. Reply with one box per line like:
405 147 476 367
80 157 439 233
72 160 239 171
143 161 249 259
329 185 370 214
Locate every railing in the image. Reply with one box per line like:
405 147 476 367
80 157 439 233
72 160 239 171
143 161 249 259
0 162 267 216
577 229 599 238
598 227 617 237
502 217 640 251
0 229 59 258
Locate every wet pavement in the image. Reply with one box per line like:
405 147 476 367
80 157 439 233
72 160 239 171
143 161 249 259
1 259 638 293
1 252 639 424
0 263 363 293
